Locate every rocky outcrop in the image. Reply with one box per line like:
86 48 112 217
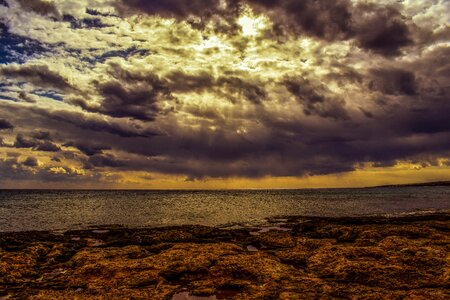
1 214 449 299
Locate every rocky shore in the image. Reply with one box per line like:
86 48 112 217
1 214 449 299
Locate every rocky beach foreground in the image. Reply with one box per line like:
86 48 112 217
1 214 449 299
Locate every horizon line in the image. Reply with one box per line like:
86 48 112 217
1 180 449 191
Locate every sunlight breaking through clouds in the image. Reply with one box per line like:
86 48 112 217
0 0 449 188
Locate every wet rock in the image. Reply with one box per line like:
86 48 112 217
255 231 295 249
1 214 449 299
275 245 310 268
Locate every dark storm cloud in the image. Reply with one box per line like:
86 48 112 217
369 68 418 96
247 0 352 40
403 107 450 135
27 106 159 138
0 158 30 179
216 76 267 104
70 63 171 121
0 64 72 91
31 131 52 141
0 119 14 130
64 142 111 156
133 98 450 179
248 0 412 56
165 71 215 93
255 1 413 56
166 71 267 104
13 133 60 152
23 156 38 167
14 134 39 148
284 78 349 120
1 0 448 185
115 0 413 56
35 141 61 152
88 154 125 168
14 0 59 16
351 3 413 57
95 78 166 121
72 65 266 121
114 0 222 18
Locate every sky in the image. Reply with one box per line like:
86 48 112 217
0 0 449 189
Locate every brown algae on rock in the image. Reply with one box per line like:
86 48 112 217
0 214 449 299
172 291 217 300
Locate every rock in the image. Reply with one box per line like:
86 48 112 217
256 230 296 249
1 214 449 299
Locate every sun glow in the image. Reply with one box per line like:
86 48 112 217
237 11 268 37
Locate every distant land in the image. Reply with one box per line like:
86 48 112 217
373 181 450 188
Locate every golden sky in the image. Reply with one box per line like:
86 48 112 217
0 0 449 188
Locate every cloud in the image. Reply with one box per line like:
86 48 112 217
247 0 353 40
87 153 125 168
352 3 413 57
31 130 52 141
70 63 171 121
0 64 72 91
166 70 267 104
35 141 61 152
0 119 14 130
114 0 222 18
64 142 111 156
27 106 159 138
12 133 60 152
284 77 349 120
62 14 111 30
247 0 412 56
15 0 60 17
0 0 449 186
0 23 49 64
0 156 96 183
14 134 39 148
369 68 418 96
23 156 39 167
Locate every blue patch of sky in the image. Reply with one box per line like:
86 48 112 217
0 82 24 95
0 23 49 64
62 14 111 30
94 47 150 63
86 8 117 18
0 94 17 101
0 82 15 91
0 85 63 102
65 46 151 65
31 89 64 101
0 81 25 88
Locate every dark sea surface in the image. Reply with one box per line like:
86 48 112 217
1 187 450 232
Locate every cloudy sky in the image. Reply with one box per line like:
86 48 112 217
0 0 449 189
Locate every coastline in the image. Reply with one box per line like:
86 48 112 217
1 213 449 299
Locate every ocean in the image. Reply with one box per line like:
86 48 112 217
1 186 450 232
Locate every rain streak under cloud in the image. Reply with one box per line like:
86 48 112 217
0 0 449 188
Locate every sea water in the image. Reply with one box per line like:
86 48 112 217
1 187 450 232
